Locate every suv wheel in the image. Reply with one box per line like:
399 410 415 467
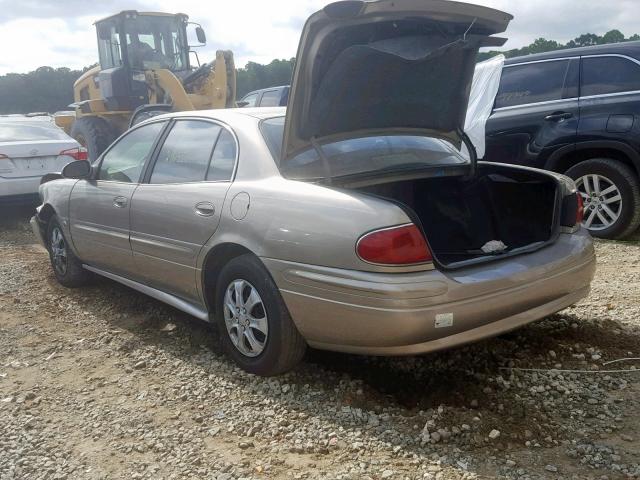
214 254 306 376
565 158 640 239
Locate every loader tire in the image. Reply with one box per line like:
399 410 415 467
71 117 116 161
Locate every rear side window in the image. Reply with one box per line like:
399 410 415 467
150 120 221 184
260 116 285 160
581 56 640 97
259 90 282 107
207 129 236 181
98 121 165 182
495 60 570 108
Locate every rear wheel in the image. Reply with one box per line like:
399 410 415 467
46 216 91 288
565 158 640 239
214 254 306 376
71 117 116 161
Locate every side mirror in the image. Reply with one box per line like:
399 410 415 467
195 26 206 44
236 100 249 108
62 160 91 179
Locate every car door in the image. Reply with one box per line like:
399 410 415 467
129 118 237 301
69 120 166 277
484 58 580 168
578 54 640 144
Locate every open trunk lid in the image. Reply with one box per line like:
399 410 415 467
281 0 512 182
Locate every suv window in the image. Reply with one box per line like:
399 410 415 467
241 93 258 107
495 60 571 108
259 90 281 107
150 120 221 184
98 121 165 182
581 56 640 97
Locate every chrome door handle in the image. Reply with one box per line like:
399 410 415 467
544 112 573 122
113 196 128 208
195 201 215 217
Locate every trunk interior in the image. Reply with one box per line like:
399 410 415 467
355 164 559 268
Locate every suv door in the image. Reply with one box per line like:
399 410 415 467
484 58 580 167
69 121 166 277
129 119 237 301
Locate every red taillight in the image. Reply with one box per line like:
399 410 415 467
576 193 584 225
59 147 88 161
356 224 432 265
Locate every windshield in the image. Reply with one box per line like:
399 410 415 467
261 116 469 181
124 15 189 71
0 123 70 142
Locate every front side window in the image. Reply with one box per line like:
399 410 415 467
495 60 571 108
98 122 165 182
241 93 258 107
581 56 640 97
259 90 282 107
150 120 222 184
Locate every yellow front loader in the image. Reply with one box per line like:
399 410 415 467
55 11 236 160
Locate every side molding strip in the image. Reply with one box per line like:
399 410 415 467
82 265 210 322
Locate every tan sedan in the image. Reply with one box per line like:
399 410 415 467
32 0 595 375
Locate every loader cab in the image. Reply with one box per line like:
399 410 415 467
95 11 196 111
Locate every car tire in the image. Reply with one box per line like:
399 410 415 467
214 254 306 376
565 158 640 239
70 117 116 161
46 216 91 288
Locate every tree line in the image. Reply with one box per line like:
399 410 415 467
477 29 640 61
0 30 637 115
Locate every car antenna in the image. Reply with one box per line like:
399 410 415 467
463 18 477 41
310 137 333 185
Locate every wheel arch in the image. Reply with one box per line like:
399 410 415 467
38 203 57 225
201 242 259 314
545 141 640 178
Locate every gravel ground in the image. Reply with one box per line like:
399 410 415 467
1 206 639 480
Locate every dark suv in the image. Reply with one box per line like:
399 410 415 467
485 42 640 239
238 86 289 108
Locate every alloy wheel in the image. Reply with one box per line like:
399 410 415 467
50 227 68 275
223 279 269 357
575 174 622 231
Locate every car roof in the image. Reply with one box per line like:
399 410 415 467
504 40 640 65
151 107 286 123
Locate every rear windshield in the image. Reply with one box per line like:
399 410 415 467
0 122 70 142
260 116 468 180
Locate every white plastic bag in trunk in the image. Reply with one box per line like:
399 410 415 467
464 54 505 159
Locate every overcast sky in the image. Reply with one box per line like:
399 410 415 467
0 0 639 75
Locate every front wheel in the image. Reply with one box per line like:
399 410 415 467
46 216 91 288
565 158 640 239
214 254 306 376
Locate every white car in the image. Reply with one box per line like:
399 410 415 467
0 119 86 202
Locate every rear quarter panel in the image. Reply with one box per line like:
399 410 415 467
207 176 412 271
196 113 415 274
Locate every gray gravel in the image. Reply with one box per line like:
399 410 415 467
1 210 639 479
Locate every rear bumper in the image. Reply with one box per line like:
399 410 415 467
263 229 595 355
